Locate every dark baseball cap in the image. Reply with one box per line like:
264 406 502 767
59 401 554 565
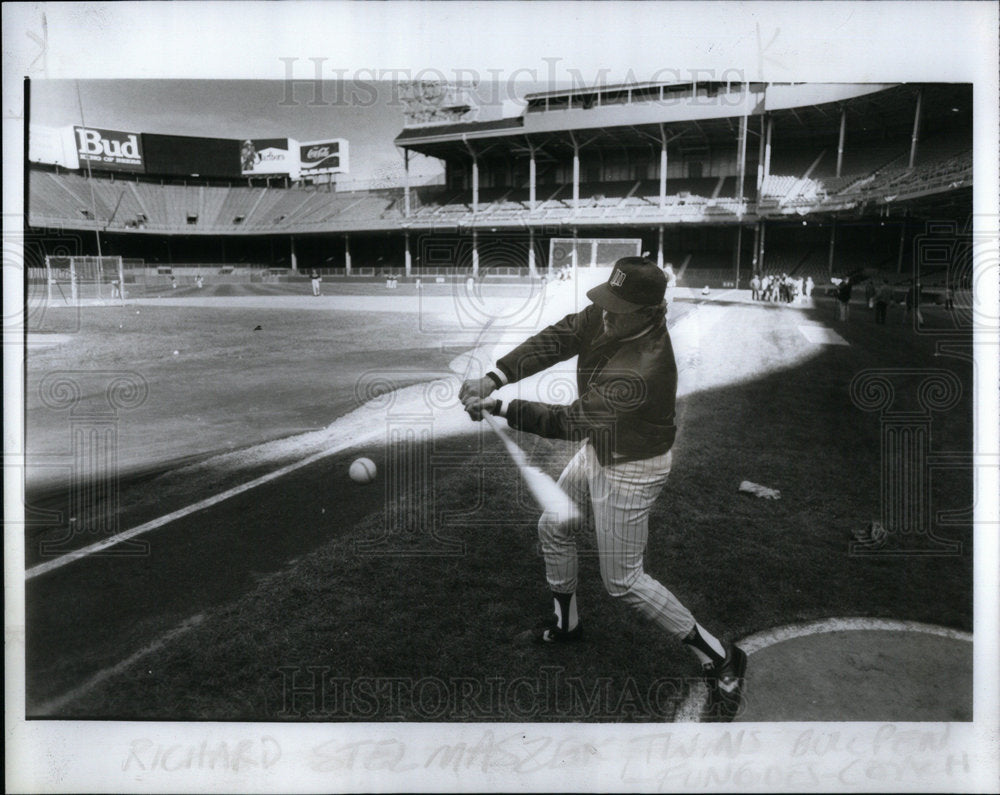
587 257 667 313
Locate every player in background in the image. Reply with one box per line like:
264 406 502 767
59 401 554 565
461 257 747 721
874 278 893 325
663 262 677 307
836 276 853 321
310 269 322 296
904 282 924 326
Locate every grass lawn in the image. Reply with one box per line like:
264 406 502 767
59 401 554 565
25 294 974 721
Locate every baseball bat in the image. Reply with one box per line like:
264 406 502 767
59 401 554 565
482 413 582 524
452 323 580 523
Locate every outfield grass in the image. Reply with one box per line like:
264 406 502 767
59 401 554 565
26 293 973 721
25 301 459 484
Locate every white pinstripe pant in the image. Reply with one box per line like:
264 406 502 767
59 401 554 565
538 441 696 639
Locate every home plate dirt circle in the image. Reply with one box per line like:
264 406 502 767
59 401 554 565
677 618 972 722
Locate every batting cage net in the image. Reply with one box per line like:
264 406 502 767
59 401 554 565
44 256 141 304
548 238 642 271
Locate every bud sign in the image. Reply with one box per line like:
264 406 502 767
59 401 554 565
74 126 144 171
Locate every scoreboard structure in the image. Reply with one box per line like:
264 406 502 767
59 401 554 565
30 125 349 181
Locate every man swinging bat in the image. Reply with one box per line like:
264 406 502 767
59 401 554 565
460 256 747 721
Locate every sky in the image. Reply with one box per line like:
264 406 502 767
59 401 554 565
29 79 453 185
28 78 557 186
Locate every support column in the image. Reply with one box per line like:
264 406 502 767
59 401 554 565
764 117 773 183
404 231 412 277
529 147 537 210
659 124 668 209
758 221 766 273
403 149 411 218
909 89 923 169
736 115 748 210
344 233 352 275
290 236 298 273
897 212 908 274
571 227 578 272
756 115 766 196
751 222 760 274
528 227 537 276
471 156 479 214
828 219 837 277
572 142 580 211
472 228 479 276
657 224 664 269
734 225 743 288
836 109 847 178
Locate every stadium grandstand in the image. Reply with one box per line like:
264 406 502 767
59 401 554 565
27 82 972 294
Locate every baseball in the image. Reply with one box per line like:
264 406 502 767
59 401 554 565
349 457 377 484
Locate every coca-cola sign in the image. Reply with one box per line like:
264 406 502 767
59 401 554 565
74 126 144 172
299 138 349 175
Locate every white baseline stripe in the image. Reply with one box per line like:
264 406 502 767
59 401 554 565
26 440 361 581
674 617 972 722
32 613 205 715
27 290 729 581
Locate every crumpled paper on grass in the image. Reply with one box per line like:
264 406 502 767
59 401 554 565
738 480 781 500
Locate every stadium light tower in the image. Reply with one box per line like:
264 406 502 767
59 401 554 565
74 81 104 264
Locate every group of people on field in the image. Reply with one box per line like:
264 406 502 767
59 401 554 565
837 273 929 326
750 272 813 304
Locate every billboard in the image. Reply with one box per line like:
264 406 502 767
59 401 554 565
141 133 242 178
241 138 297 176
73 126 144 172
299 139 349 176
29 125 80 169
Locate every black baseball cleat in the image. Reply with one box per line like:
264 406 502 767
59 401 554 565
514 616 583 646
702 643 747 722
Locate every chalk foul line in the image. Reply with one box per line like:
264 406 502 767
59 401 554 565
26 439 368 581
674 617 972 722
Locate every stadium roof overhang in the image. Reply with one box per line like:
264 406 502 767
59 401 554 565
396 115 767 162
765 83 972 144
395 83 972 163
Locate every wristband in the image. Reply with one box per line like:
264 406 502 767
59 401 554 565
490 399 503 416
486 371 503 390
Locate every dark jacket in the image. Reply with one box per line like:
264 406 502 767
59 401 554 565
496 303 678 466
